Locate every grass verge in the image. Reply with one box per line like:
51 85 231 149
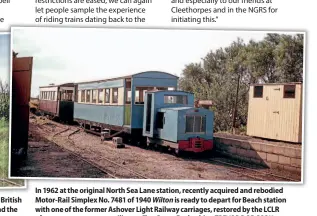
0 119 24 187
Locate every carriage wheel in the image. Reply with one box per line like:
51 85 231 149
174 148 182 157
100 135 105 142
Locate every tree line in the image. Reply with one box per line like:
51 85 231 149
0 52 19 121
179 33 304 133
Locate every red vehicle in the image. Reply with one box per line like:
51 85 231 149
39 83 75 122
11 56 33 159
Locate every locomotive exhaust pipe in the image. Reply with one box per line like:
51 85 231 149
194 100 213 109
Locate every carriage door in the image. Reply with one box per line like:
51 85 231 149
143 93 154 136
11 57 33 158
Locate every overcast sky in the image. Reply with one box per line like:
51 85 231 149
12 28 270 97
0 34 9 84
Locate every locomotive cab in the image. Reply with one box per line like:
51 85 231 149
143 90 214 153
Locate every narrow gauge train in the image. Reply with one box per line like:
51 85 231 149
38 83 75 123
38 71 214 153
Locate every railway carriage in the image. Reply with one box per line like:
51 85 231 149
73 71 178 136
39 83 75 122
73 71 214 153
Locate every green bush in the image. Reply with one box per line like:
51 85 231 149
0 81 10 181
0 80 9 121
0 118 9 179
0 95 9 120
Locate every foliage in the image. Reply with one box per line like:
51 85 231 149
179 33 304 133
0 80 9 121
0 118 9 179
0 80 9 180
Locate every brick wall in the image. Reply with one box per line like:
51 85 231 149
214 135 302 174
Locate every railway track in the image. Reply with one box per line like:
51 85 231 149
0 178 23 187
35 117 299 181
49 125 148 180
208 158 299 182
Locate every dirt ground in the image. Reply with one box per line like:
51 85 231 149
11 116 301 182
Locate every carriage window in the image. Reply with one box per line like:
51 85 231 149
164 95 188 104
126 89 131 104
105 89 110 103
145 94 152 132
135 90 140 103
68 90 73 101
135 87 154 104
61 90 73 101
157 87 168 90
112 88 118 103
253 86 263 98
92 90 97 103
86 90 91 103
81 90 85 102
52 92 56 100
75 90 78 102
98 89 103 103
284 85 296 98
185 116 206 133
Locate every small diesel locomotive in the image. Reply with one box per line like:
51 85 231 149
143 90 214 153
